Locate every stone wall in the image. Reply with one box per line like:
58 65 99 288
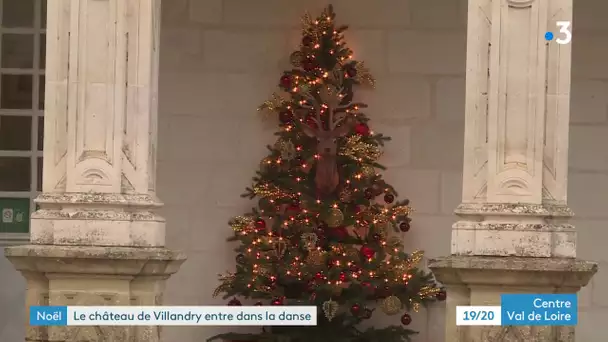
569 1 608 339
156 0 608 341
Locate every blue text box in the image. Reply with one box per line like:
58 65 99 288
30 306 67 326
501 294 577 326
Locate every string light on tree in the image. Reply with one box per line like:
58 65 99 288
213 5 442 342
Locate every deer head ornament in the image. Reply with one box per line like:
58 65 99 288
301 76 352 195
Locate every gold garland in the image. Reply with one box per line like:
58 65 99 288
418 285 441 299
339 135 382 161
229 216 254 232
213 273 236 297
258 93 289 113
253 183 293 200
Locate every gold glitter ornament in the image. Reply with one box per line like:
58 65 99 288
322 299 339 321
326 208 344 227
412 302 421 313
290 51 304 67
339 187 353 202
301 233 318 250
381 295 403 316
375 220 391 235
273 240 287 258
275 140 296 160
361 165 375 178
307 249 325 265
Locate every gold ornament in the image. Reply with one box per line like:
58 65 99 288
375 220 391 235
322 299 339 321
307 250 325 266
339 188 353 203
326 208 344 227
412 302 421 313
257 265 271 276
273 240 287 258
345 248 360 259
275 140 296 160
290 51 304 67
361 165 375 178
381 295 403 316
301 233 318 250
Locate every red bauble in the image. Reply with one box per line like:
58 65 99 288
315 272 324 280
255 218 266 231
228 297 242 306
372 233 382 241
331 226 349 240
254 301 263 306
401 313 412 325
271 298 283 305
355 123 370 136
302 35 314 46
339 272 347 282
364 188 375 200
362 308 373 319
399 221 411 232
350 304 361 316
360 245 375 259
279 110 293 124
280 75 292 89
384 193 395 204
436 289 447 301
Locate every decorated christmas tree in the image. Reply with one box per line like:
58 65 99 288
209 5 445 342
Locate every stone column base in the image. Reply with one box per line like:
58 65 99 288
4 244 186 342
428 256 597 342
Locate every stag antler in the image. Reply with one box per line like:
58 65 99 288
298 69 354 196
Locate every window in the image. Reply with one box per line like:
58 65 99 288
0 0 45 243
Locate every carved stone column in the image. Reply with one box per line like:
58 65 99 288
4 1 185 341
428 0 597 341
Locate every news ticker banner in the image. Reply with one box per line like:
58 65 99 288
30 294 577 327
31 306 317 326
457 294 577 326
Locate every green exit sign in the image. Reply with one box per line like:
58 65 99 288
0 198 29 233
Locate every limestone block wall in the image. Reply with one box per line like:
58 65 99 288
156 0 608 341
569 1 608 339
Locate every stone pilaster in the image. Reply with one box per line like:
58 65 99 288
4 1 185 341
428 0 597 341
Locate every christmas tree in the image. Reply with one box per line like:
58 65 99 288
209 5 445 342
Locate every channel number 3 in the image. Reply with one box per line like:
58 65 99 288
556 21 572 45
